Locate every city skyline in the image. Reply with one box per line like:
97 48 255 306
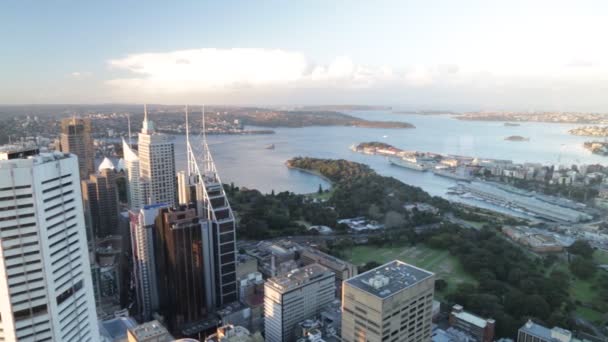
3 1 608 111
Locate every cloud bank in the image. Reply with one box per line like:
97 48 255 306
104 48 608 110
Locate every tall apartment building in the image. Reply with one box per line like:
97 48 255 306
138 106 176 207
59 117 95 179
264 264 335 342
341 260 435 342
154 205 209 332
81 158 120 238
129 204 166 321
0 145 99 341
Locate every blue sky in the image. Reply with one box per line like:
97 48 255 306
2 0 608 110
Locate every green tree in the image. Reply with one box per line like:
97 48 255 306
568 240 594 259
318 184 323 194
570 256 596 279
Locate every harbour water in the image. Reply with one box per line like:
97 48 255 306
172 110 605 215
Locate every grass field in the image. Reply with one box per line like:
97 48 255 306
550 259 606 324
594 249 608 264
343 244 476 295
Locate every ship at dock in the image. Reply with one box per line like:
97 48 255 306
388 157 432 171
432 167 472 181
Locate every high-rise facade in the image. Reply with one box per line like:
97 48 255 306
264 264 335 342
184 109 238 307
129 204 165 321
0 145 99 341
154 206 209 332
59 117 95 179
81 158 120 238
138 107 176 207
122 139 146 210
341 260 435 342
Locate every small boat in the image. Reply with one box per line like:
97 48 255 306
265 144 275 150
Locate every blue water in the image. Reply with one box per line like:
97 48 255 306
173 111 605 206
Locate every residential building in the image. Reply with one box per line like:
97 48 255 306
448 305 495 342
264 264 336 342
138 105 176 207
154 205 209 333
517 320 574 342
0 146 99 341
127 320 173 342
341 260 435 342
129 204 166 321
59 117 95 179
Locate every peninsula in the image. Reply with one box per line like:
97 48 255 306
569 126 608 137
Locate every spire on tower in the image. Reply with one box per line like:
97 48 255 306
141 104 155 134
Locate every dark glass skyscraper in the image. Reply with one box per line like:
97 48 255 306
154 205 208 332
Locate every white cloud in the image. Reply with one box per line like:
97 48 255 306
102 48 608 110
70 71 92 79
107 48 401 94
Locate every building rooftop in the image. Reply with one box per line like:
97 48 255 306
345 260 433 299
99 316 137 341
266 263 332 293
451 305 490 328
519 320 572 342
127 320 172 341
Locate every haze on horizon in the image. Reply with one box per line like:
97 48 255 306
3 0 608 112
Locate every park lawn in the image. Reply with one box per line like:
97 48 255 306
594 249 608 265
344 244 477 295
570 276 597 303
576 306 604 324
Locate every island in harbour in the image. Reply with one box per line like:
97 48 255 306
504 135 530 141
504 122 520 127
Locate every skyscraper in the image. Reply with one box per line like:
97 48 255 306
154 205 209 332
129 204 165 321
138 105 176 207
122 139 146 210
263 264 336 342
0 145 99 341
81 157 120 238
59 117 95 179
341 260 435 342
184 107 238 307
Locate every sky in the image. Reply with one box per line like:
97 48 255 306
2 0 608 110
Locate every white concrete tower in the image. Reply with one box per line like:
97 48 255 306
137 105 176 207
0 145 100 341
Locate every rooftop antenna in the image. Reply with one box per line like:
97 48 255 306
185 105 192 177
144 104 148 122
127 113 132 148
202 105 207 144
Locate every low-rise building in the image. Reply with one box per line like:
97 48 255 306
517 320 575 342
205 325 264 342
448 305 495 342
127 320 173 342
